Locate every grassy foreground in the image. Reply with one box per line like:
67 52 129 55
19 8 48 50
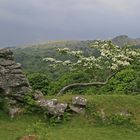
0 95 140 140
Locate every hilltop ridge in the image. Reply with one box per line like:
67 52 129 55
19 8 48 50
112 35 140 47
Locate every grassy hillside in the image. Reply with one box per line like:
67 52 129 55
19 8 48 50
0 95 140 140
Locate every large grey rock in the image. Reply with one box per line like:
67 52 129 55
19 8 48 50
55 103 68 115
37 98 58 107
69 96 87 114
36 98 67 116
69 104 85 113
72 96 87 106
34 90 44 100
0 48 31 101
47 103 67 116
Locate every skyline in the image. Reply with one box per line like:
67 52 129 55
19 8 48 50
0 0 140 47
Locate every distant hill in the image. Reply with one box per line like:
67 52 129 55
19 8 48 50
112 35 140 47
12 35 140 73
12 40 98 73
15 35 140 49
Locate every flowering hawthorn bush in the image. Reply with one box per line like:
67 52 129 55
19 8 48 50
43 40 140 95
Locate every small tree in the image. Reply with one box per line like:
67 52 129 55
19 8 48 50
43 40 140 95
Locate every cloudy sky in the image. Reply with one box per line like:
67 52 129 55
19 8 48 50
0 0 140 47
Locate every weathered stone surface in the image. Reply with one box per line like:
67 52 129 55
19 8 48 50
36 97 67 116
37 98 58 107
68 96 87 113
55 103 68 114
69 104 85 113
72 96 87 106
34 90 44 100
47 103 68 116
0 48 31 102
35 95 87 116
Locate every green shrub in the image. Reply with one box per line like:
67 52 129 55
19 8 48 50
108 113 134 126
86 102 136 127
26 120 48 139
48 71 91 95
27 72 49 94
103 67 140 94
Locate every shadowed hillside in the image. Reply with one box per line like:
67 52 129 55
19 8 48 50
112 35 140 47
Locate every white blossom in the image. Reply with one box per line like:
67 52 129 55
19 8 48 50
43 40 140 71
110 63 118 70
43 57 56 62
63 60 71 65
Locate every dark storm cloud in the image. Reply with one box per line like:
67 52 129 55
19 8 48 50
0 0 140 47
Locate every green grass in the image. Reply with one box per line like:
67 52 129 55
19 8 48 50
48 117 140 140
0 113 40 140
0 95 140 140
47 94 140 123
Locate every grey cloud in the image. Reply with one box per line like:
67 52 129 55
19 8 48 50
0 0 140 47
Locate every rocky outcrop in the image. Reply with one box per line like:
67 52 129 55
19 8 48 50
35 94 87 116
69 96 87 113
0 48 31 102
72 96 87 106
0 48 87 119
36 97 68 116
